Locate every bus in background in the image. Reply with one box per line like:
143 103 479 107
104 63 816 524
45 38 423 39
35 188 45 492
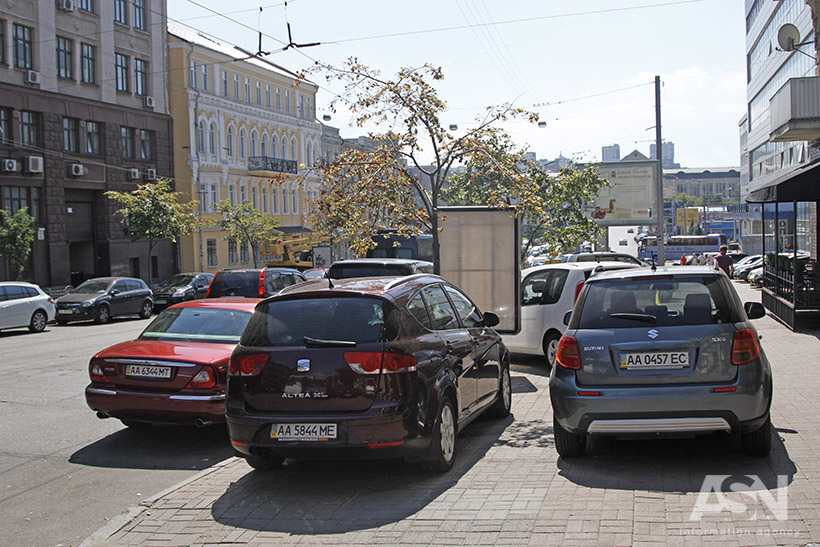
638 234 728 262
365 230 434 262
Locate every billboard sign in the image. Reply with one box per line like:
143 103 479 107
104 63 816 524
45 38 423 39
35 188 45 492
583 161 657 225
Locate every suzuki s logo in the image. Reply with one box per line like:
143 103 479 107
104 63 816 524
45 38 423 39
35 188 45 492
647 329 660 339
297 359 310 372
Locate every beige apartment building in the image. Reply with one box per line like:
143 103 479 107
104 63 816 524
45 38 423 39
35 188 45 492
168 26 322 273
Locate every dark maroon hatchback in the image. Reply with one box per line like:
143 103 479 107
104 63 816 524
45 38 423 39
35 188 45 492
226 275 511 472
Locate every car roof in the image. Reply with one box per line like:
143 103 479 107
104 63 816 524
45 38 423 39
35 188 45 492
80 276 140 283
0 281 40 288
276 273 443 301
216 267 301 273
586 265 723 282
330 258 433 266
167 297 262 311
521 261 639 276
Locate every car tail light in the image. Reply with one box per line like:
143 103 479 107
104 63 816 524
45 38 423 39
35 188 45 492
187 365 217 389
574 281 584 302
48 297 54 304
89 358 110 383
344 352 417 374
556 336 581 370
258 270 265 297
731 328 760 365
228 353 268 376
206 274 215 297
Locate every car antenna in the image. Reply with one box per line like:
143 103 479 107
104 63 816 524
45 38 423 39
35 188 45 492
650 253 657 272
326 277 334 289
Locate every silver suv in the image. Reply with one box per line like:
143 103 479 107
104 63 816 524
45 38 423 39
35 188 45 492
550 265 772 458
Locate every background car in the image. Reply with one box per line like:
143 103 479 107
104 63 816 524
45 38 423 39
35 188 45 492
207 268 305 298
55 277 152 324
551 265 772 458
326 258 434 279
302 267 328 280
559 252 645 266
503 262 640 366
0 281 55 333
151 272 214 310
86 298 259 428
749 266 764 287
734 256 764 281
226 274 510 472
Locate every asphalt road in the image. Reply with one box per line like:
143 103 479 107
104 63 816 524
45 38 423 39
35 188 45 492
0 315 234 547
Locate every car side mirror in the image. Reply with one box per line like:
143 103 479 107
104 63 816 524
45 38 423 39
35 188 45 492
110 289 119 295
563 311 572 326
744 302 766 320
483 311 500 328
530 280 546 293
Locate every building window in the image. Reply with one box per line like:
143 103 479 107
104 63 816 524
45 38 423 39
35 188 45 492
201 64 209 92
292 188 298 214
56 37 73 79
256 81 262 105
139 130 153 160
134 59 147 95
245 78 251 103
81 44 96 84
251 186 258 208
114 0 127 24
20 111 38 148
210 184 217 211
306 97 312 119
207 239 217 267
291 138 296 162
250 131 257 157
189 60 197 89
0 108 11 145
266 85 272 108
63 118 78 152
208 122 216 154
233 74 239 98
226 126 234 157
261 135 268 157
0 22 4 65
261 187 268 213
239 129 246 159
276 88 281 110
3 186 41 223
197 121 205 153
272 137 278 158
285 90 291 113
78 0 95 12
85 121 100 154
282 136 288 160
133 0 145 30
115 53 129 92
121 126 134 158
228 240 238 264
240 183 247 203
282 185 288 214
299 95 305 118
240 241 249 263
229 183 236 205
272 186 278 213
13 24 32 69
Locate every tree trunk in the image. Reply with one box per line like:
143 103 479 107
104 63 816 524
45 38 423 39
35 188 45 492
430 174 441 275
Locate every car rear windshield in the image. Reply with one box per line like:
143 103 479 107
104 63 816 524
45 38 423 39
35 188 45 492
241 296 395 346
209 271 259 297
140 307 252 343
327 265 411 279
576 276 740 329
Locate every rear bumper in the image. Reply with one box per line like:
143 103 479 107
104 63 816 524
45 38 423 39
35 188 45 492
86 385 226 424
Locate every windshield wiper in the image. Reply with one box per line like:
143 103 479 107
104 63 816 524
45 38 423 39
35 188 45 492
303 336 357 348
609 313 657 324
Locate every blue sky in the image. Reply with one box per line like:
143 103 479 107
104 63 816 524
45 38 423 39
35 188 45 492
168 0 746 168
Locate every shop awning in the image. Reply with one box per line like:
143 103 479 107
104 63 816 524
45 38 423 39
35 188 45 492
746 159 820 202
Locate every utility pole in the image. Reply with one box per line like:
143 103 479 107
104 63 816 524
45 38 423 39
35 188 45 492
654 76 665 265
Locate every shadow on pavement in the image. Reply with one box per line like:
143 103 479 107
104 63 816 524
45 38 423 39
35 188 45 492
69 423 234 470
210 414 511 534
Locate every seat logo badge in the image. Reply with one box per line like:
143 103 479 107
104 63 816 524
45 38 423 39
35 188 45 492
648 329 660 339
297 359 310 372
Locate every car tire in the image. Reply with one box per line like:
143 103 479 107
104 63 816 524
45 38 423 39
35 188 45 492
245 454 285 471
543 331 561 368
29 310 48 333
120 419 152 429
424 397 457 473
741 415 772 457
553 416 586 458
487 363 511 419
139 300 153 319
95 305 111 324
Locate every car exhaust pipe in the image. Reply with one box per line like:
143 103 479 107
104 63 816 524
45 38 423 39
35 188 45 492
194 418 213 428
96 411 110 419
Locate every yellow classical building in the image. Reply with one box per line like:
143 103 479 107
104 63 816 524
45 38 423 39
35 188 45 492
168 26 322 273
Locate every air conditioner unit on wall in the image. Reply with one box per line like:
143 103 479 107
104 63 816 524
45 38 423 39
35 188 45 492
128 168 140 180
25 70 41 85
26 156 44 174
69 163 84 177
57 0 76 11
144 168 157 181
1 159 17 173
143 96 156 108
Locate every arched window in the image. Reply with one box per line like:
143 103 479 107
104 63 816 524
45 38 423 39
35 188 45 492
261 134 268 157
282 136 288 160
290 138 296 163
208 122 216 154
271 185 278 213
239 128 246 159
305 141 311 165
271 135 278 158
250 130 258 157
197 121 205 153
226 126 234 157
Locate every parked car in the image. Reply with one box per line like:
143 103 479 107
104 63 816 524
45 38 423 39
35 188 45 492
86 298 259 428
503 262 640 366
749 266 764 287
207 268 305 298
326 258 434 279
0 281 55 333
551 265 772 458
151 272 214 310
302 267 328 280
226 274 511 472
560 252 644 266
55 277 152 324
733 256 764 281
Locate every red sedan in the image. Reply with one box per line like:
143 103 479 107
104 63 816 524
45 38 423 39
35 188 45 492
85 298 260 428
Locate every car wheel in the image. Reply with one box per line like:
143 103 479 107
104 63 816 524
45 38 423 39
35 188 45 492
553 416 586 458
139 300 153 319
120 419 152 429
245 454 285 471
487 363 511 419
29 310 48 332
95 305 111 324
741 415 772 457
543 332 561 368
425 397 457 472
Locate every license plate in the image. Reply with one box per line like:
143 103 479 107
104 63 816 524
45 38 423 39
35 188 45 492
620 351 689 370
154 298 167 304
57 309 73 315
125 364 172 379
271 423 337 441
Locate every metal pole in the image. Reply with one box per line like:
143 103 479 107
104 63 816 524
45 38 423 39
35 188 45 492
655 76 665 265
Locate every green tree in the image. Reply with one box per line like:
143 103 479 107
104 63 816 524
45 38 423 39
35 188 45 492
306 59 538 272
0 207 35 280
105 178 200 283
212 200 280 268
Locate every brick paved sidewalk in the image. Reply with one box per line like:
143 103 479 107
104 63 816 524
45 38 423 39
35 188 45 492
82 282 820 547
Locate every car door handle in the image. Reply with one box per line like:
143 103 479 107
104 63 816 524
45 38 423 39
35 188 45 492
444 341 453 354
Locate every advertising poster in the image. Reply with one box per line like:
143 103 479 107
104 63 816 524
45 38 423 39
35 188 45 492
584 161 657 225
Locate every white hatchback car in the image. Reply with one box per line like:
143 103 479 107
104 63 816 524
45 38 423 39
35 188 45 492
0 281 55 333
503 262 640 366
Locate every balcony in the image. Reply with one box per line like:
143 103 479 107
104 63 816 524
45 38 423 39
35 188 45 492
248 156 298 174
769 77 820 142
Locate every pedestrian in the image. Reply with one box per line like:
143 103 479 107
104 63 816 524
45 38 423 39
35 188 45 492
680 254 688 265
692 253 700 265
698 253 707 265
714 245 733 277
